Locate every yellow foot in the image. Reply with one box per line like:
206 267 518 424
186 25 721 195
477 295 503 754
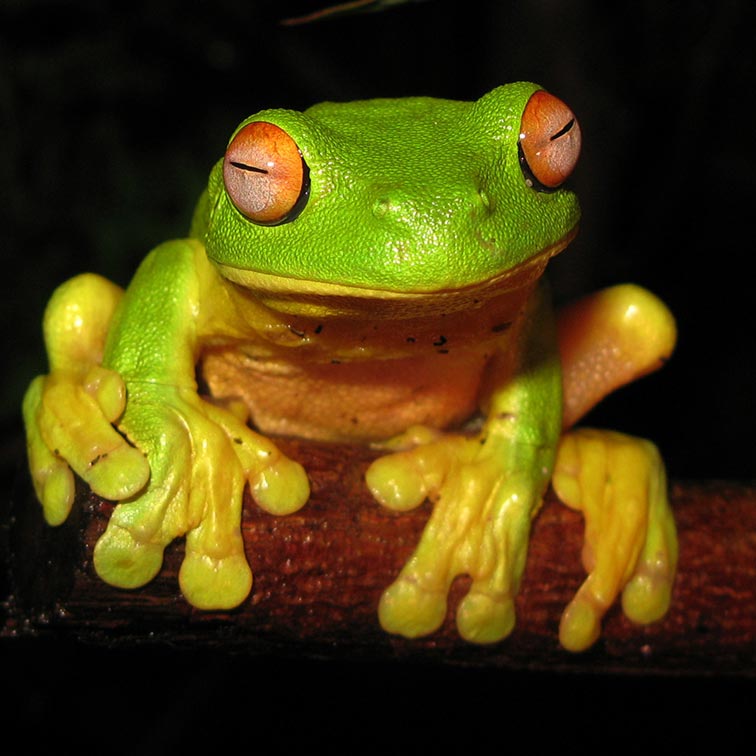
552 428 678 652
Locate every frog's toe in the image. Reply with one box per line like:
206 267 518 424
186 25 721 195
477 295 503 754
23 377 75 525
621 554 675 624
378 577 447 638
37 465 76 526
26 428 76 526
559 592 603 652
179 550 252 610
93 524 165 589
622 474 678 624
83 365 127 423
456 589 516 644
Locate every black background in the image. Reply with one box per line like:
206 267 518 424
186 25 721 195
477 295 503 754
1 0 754 751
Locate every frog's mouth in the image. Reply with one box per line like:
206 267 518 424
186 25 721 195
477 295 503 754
215 227 577 320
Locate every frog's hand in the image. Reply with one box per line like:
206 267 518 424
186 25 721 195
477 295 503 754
552 428 678 652
22 273 149 525
558 284 676 429
89 240 308 609
368 428 551 643
92 385 309 609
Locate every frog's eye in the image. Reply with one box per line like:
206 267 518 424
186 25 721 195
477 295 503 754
223 121 310 225
518 90 581 192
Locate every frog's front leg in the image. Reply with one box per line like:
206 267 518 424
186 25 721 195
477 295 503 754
367 289 561 643
89 240 309 608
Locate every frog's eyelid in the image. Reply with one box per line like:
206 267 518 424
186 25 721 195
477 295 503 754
230 161 268 175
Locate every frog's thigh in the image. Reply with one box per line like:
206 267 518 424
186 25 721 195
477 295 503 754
558 284 676 428
552 428 678 652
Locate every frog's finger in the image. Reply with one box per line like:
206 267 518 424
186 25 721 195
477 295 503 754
455 474 533 644
456 587 517 645
23 377 76 525
366 453 430 512
378 561 452 639
92 406 193 590
179 426 253 609
37 374 150 502
377 439 475 636
366 433 472 512
204 401 309 516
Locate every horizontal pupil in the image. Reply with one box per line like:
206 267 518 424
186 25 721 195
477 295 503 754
550 118 574 141
231 160 268 174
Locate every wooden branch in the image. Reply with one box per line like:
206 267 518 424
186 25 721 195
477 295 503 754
3 437 755 677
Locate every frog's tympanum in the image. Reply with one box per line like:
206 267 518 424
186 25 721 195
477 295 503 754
23 84 677 651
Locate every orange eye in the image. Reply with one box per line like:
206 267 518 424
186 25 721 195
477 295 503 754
518 90 581 191
223 121 310 225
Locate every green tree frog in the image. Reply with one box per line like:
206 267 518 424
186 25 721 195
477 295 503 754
23 83 678 651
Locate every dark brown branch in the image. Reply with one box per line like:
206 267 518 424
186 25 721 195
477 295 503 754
3 437 755 677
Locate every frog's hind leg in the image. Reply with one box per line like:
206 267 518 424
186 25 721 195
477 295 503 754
558 284 676 429
23 274 149 525
552 429 678 652
553 284 678 651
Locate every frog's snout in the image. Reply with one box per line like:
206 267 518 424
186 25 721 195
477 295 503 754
369 183 488 225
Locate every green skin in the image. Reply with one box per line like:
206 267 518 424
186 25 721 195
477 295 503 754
23 82 677 650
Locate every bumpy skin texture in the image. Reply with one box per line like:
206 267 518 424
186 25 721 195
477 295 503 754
23 83 678 650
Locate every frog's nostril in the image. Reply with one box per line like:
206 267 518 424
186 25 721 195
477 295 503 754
478 188 492 213
372 195 393 218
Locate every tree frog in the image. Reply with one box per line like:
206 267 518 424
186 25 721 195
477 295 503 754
23 83 678 651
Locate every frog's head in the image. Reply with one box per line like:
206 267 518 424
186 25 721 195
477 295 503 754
197 82 581 316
